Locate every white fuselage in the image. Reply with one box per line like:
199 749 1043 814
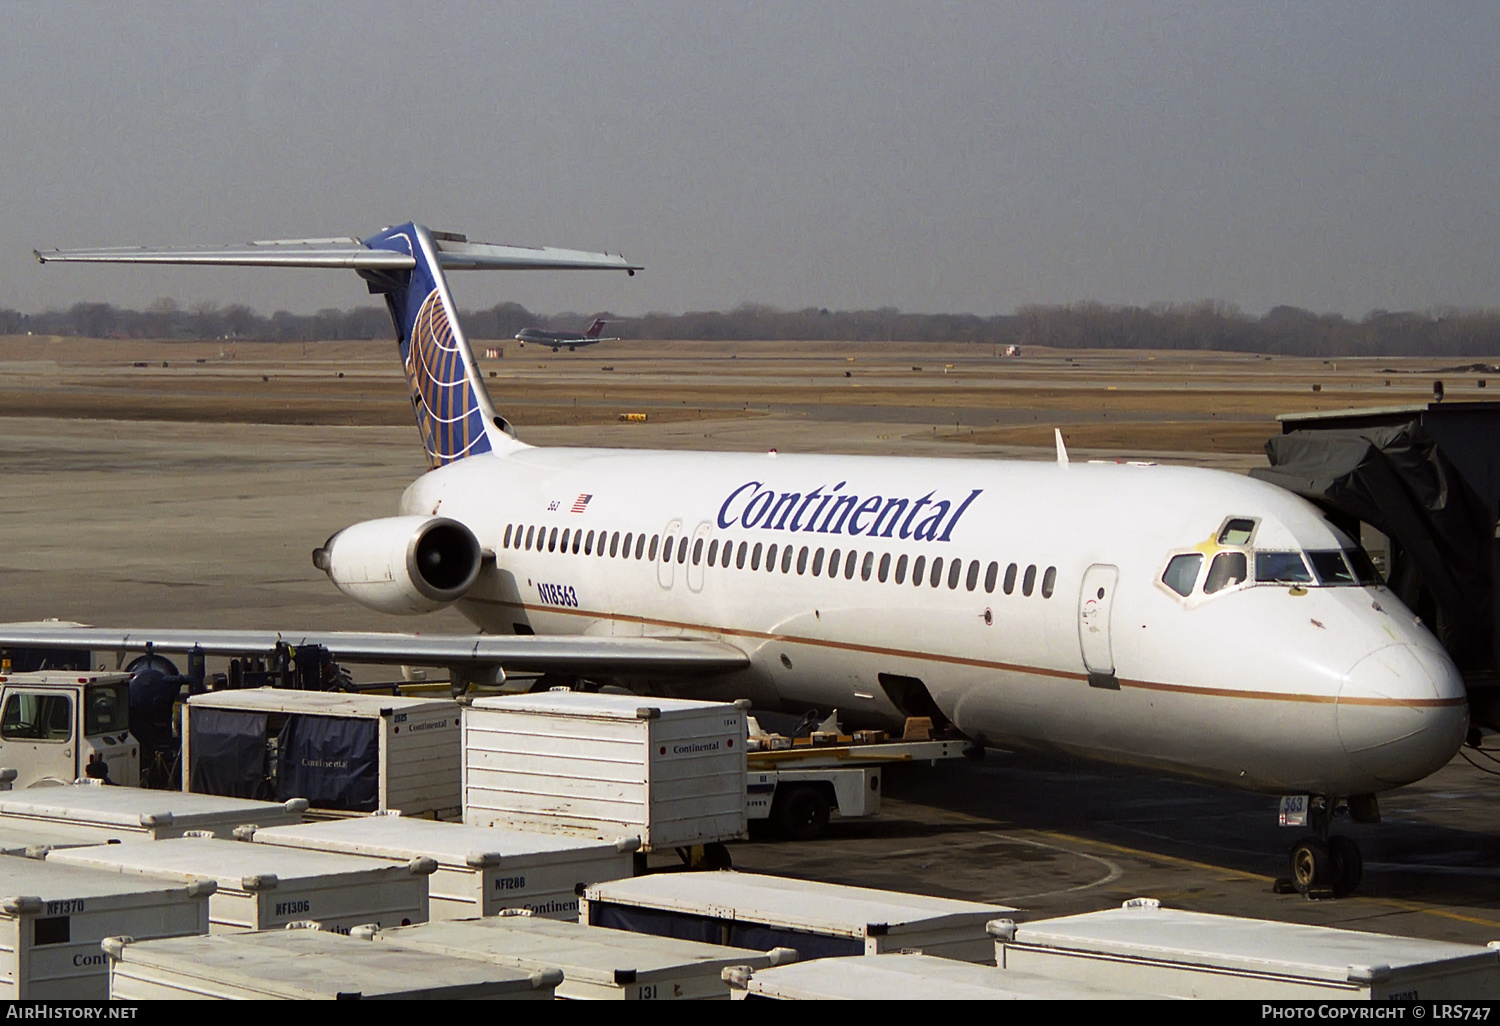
401 446 1468 797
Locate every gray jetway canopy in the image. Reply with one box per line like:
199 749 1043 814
1251 403 1500 720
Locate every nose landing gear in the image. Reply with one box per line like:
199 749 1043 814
1276 796 1367 898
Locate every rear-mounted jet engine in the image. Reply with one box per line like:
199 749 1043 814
312 515 482 614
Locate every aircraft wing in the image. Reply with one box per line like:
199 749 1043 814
34 235 640 274
0 623 747 676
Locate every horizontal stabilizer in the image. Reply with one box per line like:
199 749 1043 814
35 234 640 273
0 623 746 675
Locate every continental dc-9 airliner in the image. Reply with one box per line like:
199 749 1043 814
4 222 1469 896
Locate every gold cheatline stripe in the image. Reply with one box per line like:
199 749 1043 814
471 598 1466 709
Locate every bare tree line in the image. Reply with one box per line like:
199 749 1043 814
4 298 1499 357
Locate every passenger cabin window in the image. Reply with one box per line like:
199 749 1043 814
1003 563 1017 595
912 555 926 585
1307 550 1355 585
635 534 647 559
813 549 827 576
784 546 797 573
1204 551 1248 593
984 562 998 594
1255 551 1312 584
797 546 809 574
878 553 891 582
648 535 659 561
751 543 763 570
947 559 962 589
585 530 595 555
678 538 689 563
503 525 513 548
1042 566 1057 598
707 540 718 565
737 542 748 569
1022 565 1037 596
862 552 875 582
1219 518 1258 546
766 543 778 571
1162 553 1203 597
929 557 943 588
692 538 704 564
610 532 621 557
895 554 909 584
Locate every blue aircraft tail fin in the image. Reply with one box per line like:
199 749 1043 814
362 224 513 467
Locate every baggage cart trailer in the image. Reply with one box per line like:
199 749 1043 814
463 693 746 852
991 898 1500 999
104 923 561 1000
48 834 434 933
0 782 306 840
746 729 974 840
582 870 1013 963
245 811 637 921
722 952 1159 1000
355 911 798 1000
184 688 461 818
0 857 211 999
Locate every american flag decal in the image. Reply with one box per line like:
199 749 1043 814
571 494 593 513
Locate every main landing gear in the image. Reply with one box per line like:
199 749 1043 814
1275 795 1372 899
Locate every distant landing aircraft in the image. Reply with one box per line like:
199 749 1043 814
515 318 618 352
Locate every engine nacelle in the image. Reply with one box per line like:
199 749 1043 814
312 515 482 615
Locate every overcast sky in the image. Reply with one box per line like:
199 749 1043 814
2 3 1496 319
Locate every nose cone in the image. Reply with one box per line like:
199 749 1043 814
1338 643 1468 788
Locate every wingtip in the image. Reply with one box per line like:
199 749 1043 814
33 249 46 265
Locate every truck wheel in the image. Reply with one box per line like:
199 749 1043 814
774 785 831 841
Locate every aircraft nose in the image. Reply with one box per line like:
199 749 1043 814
1337 643 1468 788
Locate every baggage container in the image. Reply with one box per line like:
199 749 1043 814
0 819 132 858
0 857 211 999
47 834 433 933
463 693 746 851
245 812 637 921
184 688 460 818
355 911 797 1000
992 899 1500 999
582 871 1012 962
722 952 1159 1000
0 782 305 840
104 924 561 1000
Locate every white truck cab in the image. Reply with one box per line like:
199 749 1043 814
0 673 140 788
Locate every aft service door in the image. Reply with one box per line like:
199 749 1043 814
1078 564 1119 688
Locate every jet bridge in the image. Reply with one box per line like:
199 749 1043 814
1251 401 1500 730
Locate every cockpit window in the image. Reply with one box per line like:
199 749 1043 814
1161 553 1203 597
1307 550 1356 585
1204 551 1248 593
1255 551 1312 584
1344 548 1382 586
1218 518 1257 546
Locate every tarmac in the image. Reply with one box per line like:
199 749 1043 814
2 340 1499 946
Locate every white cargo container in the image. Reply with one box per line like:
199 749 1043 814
47 834 433 933
104 925 561 1000
0 857 211 999
0 820 133 857
0 782 306 840
184 688 460 818
356 912 798 1000
581 871 1012 963
245 812 637 921
992 899 1500 1000
722 952 1159 1000
464 693 746 851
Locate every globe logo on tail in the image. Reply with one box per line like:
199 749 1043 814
405 288 491 467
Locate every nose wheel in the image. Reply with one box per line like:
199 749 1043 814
1286 834 1363 898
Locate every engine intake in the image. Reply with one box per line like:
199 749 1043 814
313 515 482 615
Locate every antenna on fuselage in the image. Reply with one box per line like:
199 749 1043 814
1055 428 1070 467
